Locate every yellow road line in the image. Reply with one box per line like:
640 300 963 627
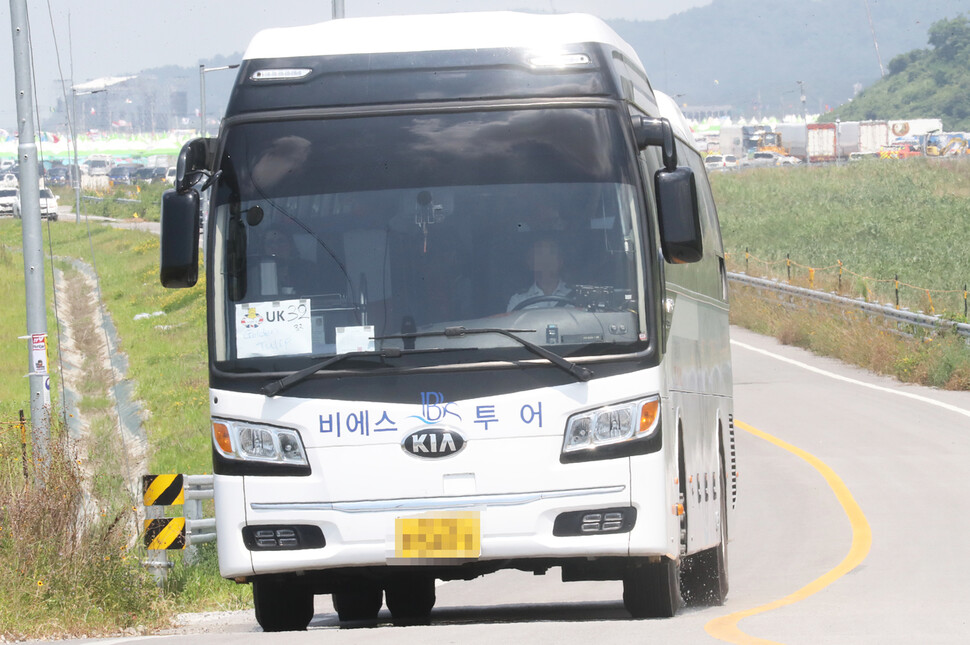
704 420 872 644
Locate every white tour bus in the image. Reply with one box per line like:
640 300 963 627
160 12 734 631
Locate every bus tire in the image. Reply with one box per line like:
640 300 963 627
682 458 730 605
622 558 682 618
332 585 383 623
384 575 436 625
253 577 314 632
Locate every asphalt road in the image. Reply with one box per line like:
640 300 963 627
63 326 970 645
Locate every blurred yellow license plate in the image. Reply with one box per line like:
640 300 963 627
395 512 480 560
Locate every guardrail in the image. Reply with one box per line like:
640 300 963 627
728 272 970 339
82 194 141 204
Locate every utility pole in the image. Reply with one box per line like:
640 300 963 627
9 0 50 487
200 64 240 137
198 64 205 136
797 80 811 166
71 88 104 222
333 0 345 19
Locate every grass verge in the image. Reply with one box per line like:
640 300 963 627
714 158 970 388
51 182 167 222
0 219 249 640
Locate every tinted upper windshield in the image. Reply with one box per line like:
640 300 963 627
211 107 647 369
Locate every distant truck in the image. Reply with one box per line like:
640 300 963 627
806 123 837 162
859 121 889 155
880 143 922 159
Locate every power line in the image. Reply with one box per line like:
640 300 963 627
863 0 886 78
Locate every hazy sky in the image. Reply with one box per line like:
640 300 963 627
0 0 712 130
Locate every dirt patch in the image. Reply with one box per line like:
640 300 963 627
54 262 148 537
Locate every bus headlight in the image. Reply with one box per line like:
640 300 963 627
561 397 661 463
212 419 309 466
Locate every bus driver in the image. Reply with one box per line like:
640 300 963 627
507 237 573 311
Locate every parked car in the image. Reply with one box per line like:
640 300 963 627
165 167 177 183
46 165 81 186
13 187 59 220
108 165 139 185
704 154 739 171
0 187 17 215
133 167 155 183
744 151 800 167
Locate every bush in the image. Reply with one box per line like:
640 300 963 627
0 422 169 639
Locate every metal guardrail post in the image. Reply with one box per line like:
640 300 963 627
144 505 170 587
182 474 215 564
183 498 202 565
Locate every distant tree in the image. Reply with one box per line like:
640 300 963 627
927 15 970 61
887 50 927 76
824 13 970 130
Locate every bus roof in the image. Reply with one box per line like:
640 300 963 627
243 12 645 70
655 91 698 149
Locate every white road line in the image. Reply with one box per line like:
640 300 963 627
92 637 178 645
731 339 970 420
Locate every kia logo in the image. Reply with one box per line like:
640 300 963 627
402 428 465 458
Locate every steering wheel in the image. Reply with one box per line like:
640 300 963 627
511 294 575 311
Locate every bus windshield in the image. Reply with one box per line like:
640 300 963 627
210 106 649 370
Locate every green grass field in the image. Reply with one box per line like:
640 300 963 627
713 157 970 388
712 158 970 316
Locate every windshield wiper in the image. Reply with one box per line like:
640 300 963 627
376 326 593 382
261 347 471 397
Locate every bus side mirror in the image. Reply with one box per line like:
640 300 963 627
633 116 703 263
655 167 703 264
160 188 201 287
175 137 216 193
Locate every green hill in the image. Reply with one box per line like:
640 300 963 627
610 0 968 119
823 15 970 131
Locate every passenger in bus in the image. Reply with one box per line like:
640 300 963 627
507 236 573 311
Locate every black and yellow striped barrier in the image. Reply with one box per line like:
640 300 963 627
142 474 185 506
144 517 186 550
142 473 215 556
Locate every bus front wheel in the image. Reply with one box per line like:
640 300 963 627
253 577 314 632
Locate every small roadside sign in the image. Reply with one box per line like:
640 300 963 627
142 474 185 506
144 517 186 550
